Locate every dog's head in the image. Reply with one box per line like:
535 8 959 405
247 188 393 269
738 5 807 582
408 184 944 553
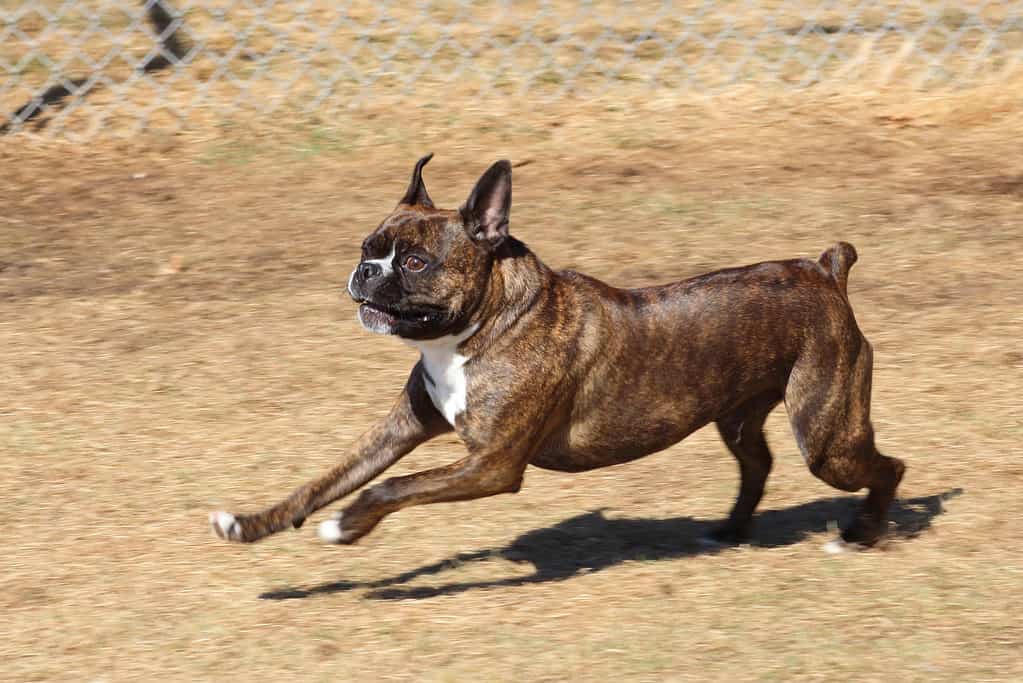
347 154 513 341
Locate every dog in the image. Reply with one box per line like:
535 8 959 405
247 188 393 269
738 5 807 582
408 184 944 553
210 154 905 552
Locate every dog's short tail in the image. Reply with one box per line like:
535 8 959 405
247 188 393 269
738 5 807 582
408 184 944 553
817 242 858 298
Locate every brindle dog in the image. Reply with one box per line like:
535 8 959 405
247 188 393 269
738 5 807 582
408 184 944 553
210 154 905 552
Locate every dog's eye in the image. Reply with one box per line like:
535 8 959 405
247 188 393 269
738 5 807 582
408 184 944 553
403 255 428 273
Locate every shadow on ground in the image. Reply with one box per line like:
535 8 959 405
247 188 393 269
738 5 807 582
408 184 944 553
261 490 961 601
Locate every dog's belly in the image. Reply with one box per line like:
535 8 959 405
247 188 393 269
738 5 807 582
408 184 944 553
527 355 781 473
529 411 708 472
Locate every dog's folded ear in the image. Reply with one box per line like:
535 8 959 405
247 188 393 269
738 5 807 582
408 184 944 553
398 153 435 208
461 160 512 249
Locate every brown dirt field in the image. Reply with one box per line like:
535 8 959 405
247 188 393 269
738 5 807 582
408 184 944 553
2 87 1023 681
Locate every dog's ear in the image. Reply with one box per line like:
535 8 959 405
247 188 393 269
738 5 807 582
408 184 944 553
461 160 511 249
398 153 435 208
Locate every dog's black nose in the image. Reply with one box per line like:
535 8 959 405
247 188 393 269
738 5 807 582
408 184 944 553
358 262 383 281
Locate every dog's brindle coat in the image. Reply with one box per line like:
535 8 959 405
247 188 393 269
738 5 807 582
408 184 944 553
210 155 905 549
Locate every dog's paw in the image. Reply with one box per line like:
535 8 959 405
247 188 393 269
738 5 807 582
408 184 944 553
317 512 357 544
209 510 244 542
698 525 749 548
822 538 874 554
317 517 343 543
822 539 847 554
823 536 889 554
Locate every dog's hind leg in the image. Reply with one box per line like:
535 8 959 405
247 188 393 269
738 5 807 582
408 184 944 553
786 335 905 548
708 392 781 544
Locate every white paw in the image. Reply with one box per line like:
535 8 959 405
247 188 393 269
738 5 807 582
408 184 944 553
318 515 344 543
209 510 243 542
822 539 848 555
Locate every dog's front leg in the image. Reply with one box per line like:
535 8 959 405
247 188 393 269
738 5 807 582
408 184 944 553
209 366 449 543
317 448 528 544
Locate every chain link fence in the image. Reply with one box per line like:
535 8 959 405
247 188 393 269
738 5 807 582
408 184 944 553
3 1 1022 139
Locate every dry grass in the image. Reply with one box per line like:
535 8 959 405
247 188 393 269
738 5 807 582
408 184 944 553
3 1 1023 137
2 85 1023 681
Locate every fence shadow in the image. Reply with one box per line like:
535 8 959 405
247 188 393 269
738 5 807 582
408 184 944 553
260 490 960 602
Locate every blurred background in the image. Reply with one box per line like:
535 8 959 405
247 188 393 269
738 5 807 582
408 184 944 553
3 0 1023 136
2 1 1022 681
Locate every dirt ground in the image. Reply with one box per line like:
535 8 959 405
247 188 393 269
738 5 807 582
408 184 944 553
2 86 1023 681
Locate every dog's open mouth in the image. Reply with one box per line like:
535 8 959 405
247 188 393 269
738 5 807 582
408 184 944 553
358 301 442 334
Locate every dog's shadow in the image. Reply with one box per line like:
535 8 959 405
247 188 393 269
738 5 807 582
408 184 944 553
261 490 961 601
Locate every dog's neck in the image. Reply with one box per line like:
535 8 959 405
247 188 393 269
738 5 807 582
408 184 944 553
463 237 553 355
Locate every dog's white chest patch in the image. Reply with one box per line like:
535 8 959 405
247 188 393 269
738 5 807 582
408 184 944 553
406 324 478 426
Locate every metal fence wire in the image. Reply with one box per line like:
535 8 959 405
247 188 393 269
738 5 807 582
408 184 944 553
3 1 1022 139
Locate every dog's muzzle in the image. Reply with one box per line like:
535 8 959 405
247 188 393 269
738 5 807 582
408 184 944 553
349 262 379 299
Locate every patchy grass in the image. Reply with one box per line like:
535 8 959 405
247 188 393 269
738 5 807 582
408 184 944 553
2 88 1023 681
5 0 1023 138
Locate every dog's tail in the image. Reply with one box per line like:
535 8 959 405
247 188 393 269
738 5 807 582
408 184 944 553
817 242 858 298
